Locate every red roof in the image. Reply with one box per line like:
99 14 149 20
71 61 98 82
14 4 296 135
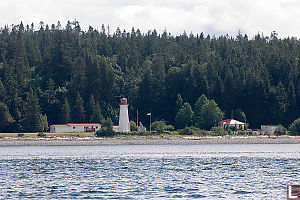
219 119 245 125
51 123 101 127
67 123 101 126
219 119 233 125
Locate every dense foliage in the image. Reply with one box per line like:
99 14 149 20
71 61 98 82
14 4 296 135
274 125 287 136
95 117 114 137
0 21 299 132
289 118 300 135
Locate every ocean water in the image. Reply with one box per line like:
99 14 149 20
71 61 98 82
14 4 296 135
0 144 299 199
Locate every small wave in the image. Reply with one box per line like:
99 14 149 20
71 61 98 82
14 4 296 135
202 167 212 170
188 194 207 198
81 190 106 194
221 163 232 166
233 190 251 195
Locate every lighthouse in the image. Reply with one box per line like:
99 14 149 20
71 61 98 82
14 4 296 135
118 97 130 132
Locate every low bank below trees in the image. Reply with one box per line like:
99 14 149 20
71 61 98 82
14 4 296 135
1 135 300 146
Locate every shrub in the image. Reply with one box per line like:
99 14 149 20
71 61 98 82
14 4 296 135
274 125 287 136
166 124 175 131
211 126 227 136
95 128 114 137
151 120 168 132
130 121 137 131
178 126 209 136
229 126 238 132
95 117 114 137
37 132 46 137
289 118 300 135
179 127 198 135
17 133 24 137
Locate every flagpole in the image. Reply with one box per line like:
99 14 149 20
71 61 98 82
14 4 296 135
137 109 138 127
150 114 151 132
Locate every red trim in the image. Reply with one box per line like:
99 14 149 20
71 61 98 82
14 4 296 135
120 98 128 105
67 123 101 126
219 119 233 125
51 123 101 127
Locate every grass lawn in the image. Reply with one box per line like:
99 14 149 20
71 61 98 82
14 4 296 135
0 132 95 137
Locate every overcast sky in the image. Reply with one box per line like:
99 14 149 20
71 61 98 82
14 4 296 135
0 0 299 38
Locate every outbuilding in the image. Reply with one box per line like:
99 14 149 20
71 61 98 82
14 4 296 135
219 119 245 130
50 123 101 133
261 125 278 132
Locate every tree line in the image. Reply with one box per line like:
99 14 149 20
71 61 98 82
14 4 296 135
0 21 299 132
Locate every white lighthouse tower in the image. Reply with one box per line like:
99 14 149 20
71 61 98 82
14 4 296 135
118 97 130 132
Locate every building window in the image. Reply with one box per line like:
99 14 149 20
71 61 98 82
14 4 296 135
96 127 98 129
73 127 76 129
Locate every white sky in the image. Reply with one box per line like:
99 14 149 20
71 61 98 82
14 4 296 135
0 0 299 38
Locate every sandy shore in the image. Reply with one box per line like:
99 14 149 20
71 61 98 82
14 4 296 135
1 135 300 146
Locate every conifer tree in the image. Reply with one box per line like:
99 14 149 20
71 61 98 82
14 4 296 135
61 98 71 123
87 94 96 122
0 102 14 132
72 92 85 123
234 109 247 123
194 94 208 118
175 102 194 129
176 93 183 113
0 79 6 101
21 89 45 132
90 101 103 123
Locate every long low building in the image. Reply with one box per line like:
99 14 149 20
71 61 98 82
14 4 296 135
49 123 101 133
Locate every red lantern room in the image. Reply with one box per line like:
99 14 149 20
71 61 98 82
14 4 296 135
120 98 128 105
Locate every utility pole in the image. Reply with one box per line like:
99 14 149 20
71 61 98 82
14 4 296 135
136 109 139 129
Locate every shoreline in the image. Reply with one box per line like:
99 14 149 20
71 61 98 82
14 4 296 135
1 135 300 146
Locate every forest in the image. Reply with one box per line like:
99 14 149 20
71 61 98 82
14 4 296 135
0 20 299 132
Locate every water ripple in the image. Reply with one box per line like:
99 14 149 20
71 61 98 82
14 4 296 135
0 144 300 199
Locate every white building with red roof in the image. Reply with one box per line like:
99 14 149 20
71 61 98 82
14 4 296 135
219 119 245 130
49 123 101 133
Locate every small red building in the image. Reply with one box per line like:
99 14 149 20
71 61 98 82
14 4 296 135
261 125 278 132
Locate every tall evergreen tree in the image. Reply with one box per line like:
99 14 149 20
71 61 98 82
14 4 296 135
72 92 85 123
234 109 247 123
61 98 71 123
0 102 14 132
175 93 183 113
21 89 46 132
175 102 194 129
194 94 209 118
90 101 104 123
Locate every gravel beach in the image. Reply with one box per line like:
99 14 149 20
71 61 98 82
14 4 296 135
1 136 300 146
